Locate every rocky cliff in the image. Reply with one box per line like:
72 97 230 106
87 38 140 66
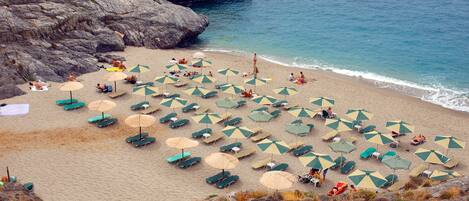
0 0 208 99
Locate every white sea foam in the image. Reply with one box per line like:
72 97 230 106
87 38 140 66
202 48 469 112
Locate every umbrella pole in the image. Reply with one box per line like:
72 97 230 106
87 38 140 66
69 91 73 103
181 148 184 157
114 81 117 92
6 166 10 182
271 153 274 162
102 112 105 120
139 127 142 138
222 169 225 176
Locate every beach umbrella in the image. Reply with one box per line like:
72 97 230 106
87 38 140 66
160 97 187 110
273 87 298 97
252 95 277 105
257 139 290 161
414 148 450 165
249 111 273 122
191 58 212 68
329 140 356 168
299 152 336 170
348 169 387 189
220 84 245 95
191 74 216 85
128 64 150 80
59 81 84 103
286 123 312 136
105 72 127 92
382 155 411 170
222 126 254 139
125 114 156 138
192 51 206 59
205 152 239 176
288 107 317 118
310 97 335 108
88 100 116 120
166 137 199 158
154 75 178 85
132 85 158 101
346 108 373 121
218 68 239 82
363 131 396 150
165 63 188 72
183 86 210 97
325 118 353 132
244 77 268 87
216 98 239 109
385 120 414 134
434 135 465 155
192 112 222 126
260 171 296 191
430 170 461 181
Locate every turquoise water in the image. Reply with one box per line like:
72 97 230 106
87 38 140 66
192 0 469 112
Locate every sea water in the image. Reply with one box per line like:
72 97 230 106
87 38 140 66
191 0 469 112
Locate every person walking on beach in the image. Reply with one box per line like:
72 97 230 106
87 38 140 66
322 168 328 180
253 52 259 76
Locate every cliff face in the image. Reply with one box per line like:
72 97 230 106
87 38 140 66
0 0 208 99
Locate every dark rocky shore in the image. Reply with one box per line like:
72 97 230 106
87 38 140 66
0 0 208 99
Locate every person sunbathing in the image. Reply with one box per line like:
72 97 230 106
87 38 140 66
328 182 348 196
327 107 336 118
97 83 112 93
411 134 426 145
29 81 48 90
125 75 137 84
67 73 77 81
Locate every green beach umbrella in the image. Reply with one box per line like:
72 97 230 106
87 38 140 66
244 77 268 87
363 131 396 149
434 135 465 155
299 152 336 170
273 87 298 97
166 63 188 71
257 139 290 161
382 155 411 171
288 107 317 118
220 84 245 95
346 108 373 121
216 98 239 109
329 140 356 168
310 97 335 108
430 170 461 181
252 95 277 105
248 111 273 122
286 123 312 136
325 118 353 132
386 120 414 134
348 169 387 189
160 97 188 110
192 112 222 125
128 64 150 73
414 148 450 165
133 85 158 101
183 86 211 97
154 75 179 85
191 74 216 84
222 126 254 139
218 67 239 82
191 58 212 68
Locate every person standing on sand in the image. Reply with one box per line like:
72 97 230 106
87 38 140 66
253 52 259 76
322 168 328 180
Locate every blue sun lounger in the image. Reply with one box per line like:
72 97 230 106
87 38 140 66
331 156 347 170
216 175 239 189
160 112 177 123
88 114 111 123
170 119 189 128
56 98 78 106
340 161 356 174
96 118 117 128
126 132 149 143
220 142 242 152
132 137 156 147
206 171 231 184
360 147 377 159
178 157 202 169
223 117 242 126
63 102 85 111
192 128 212 139
269 163 289 171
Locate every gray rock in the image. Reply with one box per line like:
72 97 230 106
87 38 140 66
0 0 208 99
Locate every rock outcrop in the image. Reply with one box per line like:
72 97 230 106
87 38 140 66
0 0 208 99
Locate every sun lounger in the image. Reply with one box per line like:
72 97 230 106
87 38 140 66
87 114 111 123
108 91 126 99
63 102 86 111
132 137 156 147
251 157 272 169
131 101 150 111
96 118 117 128
290 119 303 124
251 132 271 142
216 175 239 189
360 147 377 159
215 83 228 89
192 128 212 139
135 82 154 87
388 180 407 191
141 106 160 115
223 117 242 126
269 163 288 171
174 82 188 88
321 130 339 141
165 93 181 98
293 145 313 156
235 100 247 108
444 159 459 169
282 104 298 111
203 133 224 144
379 151 397 161
105 67 124 72
167 152 192 163
206 171 231 184
182 103 199 113
251 127 263 135
359 125 376 134
409 163 427 177
56 98 78 106
220 142 242 152
270 109 281 119
218 112 232 123
288 141 305 151
233 148 256 159
252 106 269 112
178 157 201 169
272 100 288 108
383 174 398 187
170 119 189 129
151 92 165 98
201 91 218 99
340 161 356 174
160 112 177 123
126 132 149 143
331 156 347 169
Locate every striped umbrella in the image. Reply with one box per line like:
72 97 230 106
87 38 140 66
273 87 298 96
348 169 387 189
222 126 254 139
191 74 216 84
257 139 290 161
220 84 245 95
386 120 414 134
325 118 354 132
346 108 373 121
364 131 396 150
192 112 222 126
310 97 335 108
183 86 210 97
244 77 268 87
133 85 158 101
252 95 277 105
154 75 178 84
430 170 461 181
249 111 273 122
166 63 188 71
216 98 239 109
288 107 317 118
191 58 212 68
414 148 450 165
218 67 239 82
299 152 336 170
434 135 465 155
329 140 356 168
160 97 187 110
128 64 150 73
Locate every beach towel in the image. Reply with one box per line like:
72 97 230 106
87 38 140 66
0 104 29 116
31 86 49 92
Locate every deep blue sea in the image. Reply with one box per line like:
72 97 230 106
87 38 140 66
191 0 469 112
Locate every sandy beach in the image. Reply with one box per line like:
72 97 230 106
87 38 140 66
1 47 468 201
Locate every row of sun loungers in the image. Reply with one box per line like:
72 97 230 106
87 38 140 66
166 152 201 169
206 171 239 189
223 117 242 126
125 133 156 148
